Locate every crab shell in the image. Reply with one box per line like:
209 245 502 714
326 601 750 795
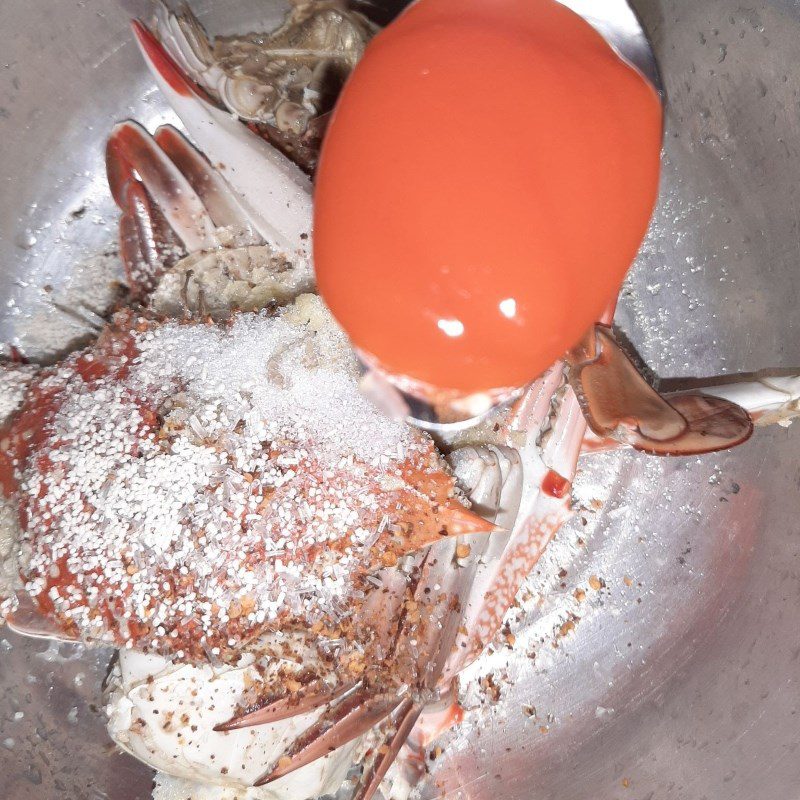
0 296 553 799
97 368 577 800
0 293 546 799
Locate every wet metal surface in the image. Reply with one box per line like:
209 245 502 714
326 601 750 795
1 2 799 799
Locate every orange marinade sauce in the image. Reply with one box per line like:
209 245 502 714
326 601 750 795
314 0 662 394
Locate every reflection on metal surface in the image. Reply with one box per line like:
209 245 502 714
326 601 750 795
558 0 663 91
0 2 799 800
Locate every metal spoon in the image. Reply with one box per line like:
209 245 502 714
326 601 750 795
558 0 662 95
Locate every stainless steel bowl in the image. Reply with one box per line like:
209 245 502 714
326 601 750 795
1 2 799 799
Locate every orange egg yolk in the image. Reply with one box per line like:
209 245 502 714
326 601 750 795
314 0 662 394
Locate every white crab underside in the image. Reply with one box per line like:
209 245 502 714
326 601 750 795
108 650 361 800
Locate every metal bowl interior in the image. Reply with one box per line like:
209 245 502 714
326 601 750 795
1 2 799 799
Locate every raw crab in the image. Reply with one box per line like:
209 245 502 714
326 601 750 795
0 294 497 794
105 118 312 310
2 5 800 800
151 0 377 171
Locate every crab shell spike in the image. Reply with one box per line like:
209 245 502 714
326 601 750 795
213 680 360 732
395 500 501 555
131 20 314 280
568 325 753 455
153 124 258 235
440 499 502 535
4 594 80 643
253 689 402 786
351 699 424 800
107 120 218 252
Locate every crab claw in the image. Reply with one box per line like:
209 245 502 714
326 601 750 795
107 120 217 296
567 325 753 455
107 120 279 300
131 20 314 282
107 122 221 251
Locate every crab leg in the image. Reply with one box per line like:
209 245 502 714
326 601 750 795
688 375 800 427
107 120 218 252
214 680 360 732
351 699 424 800
131 21 314 281
581 374 800 454
254 688 402 786
400 500 500 553
567 324 753 455
153 124 260 236
411 543 480 692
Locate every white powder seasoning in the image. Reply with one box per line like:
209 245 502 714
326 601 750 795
5 297 454 661
131 297 412 467
0 363 38 423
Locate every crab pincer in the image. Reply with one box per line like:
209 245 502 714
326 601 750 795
566 324 753 456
